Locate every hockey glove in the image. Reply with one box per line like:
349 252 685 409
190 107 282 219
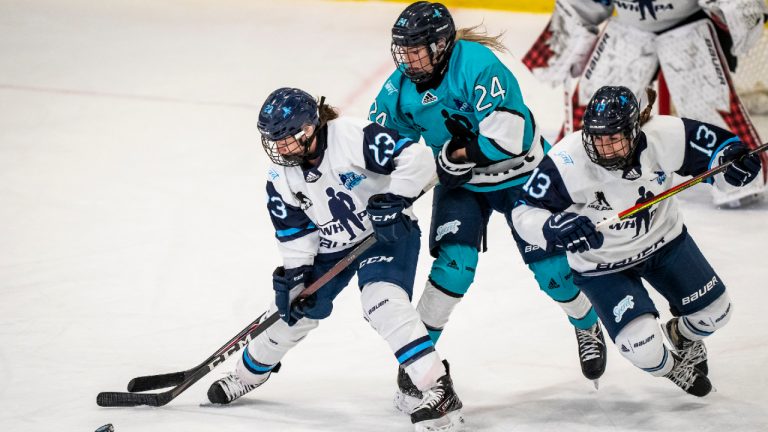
543 212 604 253
273 265 331 326
721 143 761 187
367 193 412 243
436 140 475 189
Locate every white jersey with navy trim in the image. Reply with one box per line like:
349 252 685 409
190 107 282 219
265 116 434 268
512 115 741 275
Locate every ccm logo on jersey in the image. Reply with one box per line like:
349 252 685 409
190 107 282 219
360 256 394 268
682 276 719 305
370 213 398 222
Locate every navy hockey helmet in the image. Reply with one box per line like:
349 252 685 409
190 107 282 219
391 1 456 83
582 86 641 170
258 87 320 166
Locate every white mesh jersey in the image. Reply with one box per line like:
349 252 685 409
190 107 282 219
512 115 743 275
265 117 435 268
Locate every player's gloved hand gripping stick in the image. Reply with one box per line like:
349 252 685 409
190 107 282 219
96 176 437 408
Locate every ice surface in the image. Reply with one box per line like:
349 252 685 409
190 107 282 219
1 1 766 431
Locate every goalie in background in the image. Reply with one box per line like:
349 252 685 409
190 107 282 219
512 85 762 397
523 0 767 207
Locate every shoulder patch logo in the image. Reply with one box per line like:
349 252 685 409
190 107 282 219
385 80 399 96
652 171 666 185
554 151 574 165
587 191 613 211
268 168 280 181
339 171 367 190
422 91 438 105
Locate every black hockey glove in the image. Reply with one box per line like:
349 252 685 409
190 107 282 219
721 143 762 187
543 212 604 253
436 139 475 189
367 193 412 243
273 265 331 326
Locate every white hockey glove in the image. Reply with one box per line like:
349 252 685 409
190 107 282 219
699 0 766 56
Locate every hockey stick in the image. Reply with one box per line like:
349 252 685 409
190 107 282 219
96 177 438 407
596 142 768 229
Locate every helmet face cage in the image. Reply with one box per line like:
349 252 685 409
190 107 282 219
258 88 319 167
390 2 455 84
261 130 310 167
582 122 640 170
581 86 641 171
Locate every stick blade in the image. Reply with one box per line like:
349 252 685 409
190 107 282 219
97 391 168 407
127 372 186 392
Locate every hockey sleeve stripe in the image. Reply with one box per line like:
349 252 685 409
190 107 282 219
242 349 277 375
276 223 317 238
395 335 436 366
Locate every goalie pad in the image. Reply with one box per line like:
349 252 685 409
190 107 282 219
522 0 602 86
656 19 766 205
565 21 659 132
698 0 766 56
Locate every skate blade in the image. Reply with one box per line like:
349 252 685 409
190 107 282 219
592 379 599 390
394 390 422 415
413 410 465 432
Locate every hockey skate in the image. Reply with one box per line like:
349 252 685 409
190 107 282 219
663 317 708 375
575 323 607 388
664 352 712 397
395 359 452 414
410 373 464 432
207 363 281 404
395 364 423 414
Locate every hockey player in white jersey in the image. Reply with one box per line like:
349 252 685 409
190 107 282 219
512 86 762 396
207 88 464 431
523 0 767 207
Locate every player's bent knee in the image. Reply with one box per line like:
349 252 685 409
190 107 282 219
429 243 478 297
361 281 419 338
614 313 670 376
681 292 732 338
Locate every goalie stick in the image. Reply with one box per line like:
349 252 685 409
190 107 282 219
597 142 768 230
96 177 437 408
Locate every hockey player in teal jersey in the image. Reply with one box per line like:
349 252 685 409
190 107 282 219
369 2 607 411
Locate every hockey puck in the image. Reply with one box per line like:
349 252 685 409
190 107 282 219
95 424 114 432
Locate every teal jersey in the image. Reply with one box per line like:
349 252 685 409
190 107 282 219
369 40 549 192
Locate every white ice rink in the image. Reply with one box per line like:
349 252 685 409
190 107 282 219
1 1 767 431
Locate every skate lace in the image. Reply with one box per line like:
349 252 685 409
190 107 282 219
576 326 604 362
418 386 447 411
666 356 699 390
679 340 707 366
220 372 256 401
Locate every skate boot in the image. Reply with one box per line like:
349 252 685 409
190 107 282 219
207 363 281 404
575 322 607 387
410 373 464 432
395 364 424 414
664 353 712 397
664 317 708 375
